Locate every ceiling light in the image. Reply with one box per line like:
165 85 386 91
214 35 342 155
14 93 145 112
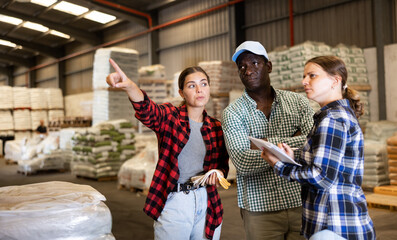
53 1 88 16
31 0 57 7
50 30 70 39
0 40 17 48
22 21 49 32
0 14 23 25
84 11 116 24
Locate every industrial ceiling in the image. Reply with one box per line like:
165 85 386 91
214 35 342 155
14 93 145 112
0 0 182 69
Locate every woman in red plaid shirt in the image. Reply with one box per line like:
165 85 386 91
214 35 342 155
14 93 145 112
106 59 229 240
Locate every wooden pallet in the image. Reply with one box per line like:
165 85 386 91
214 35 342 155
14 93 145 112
374 185 397 196
118 184 149 195
76 175 117 182
366 193 397 211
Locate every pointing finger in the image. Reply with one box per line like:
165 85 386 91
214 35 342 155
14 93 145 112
109 58 127 79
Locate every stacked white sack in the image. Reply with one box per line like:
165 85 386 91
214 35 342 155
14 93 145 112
13 87 30 108
0 181 115 240
198 61 241 94
92 89 135 126
71 119 136 179
118 137 158 190
92 47 139 126
92 47 139 90
0 86 13 109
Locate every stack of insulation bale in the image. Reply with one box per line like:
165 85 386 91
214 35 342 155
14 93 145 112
30 88 48 136
71 119 136 180
92 47 139 126
198 61 241 120
362 121 397 188
386 135 397 186
13 87 32 139
0 86 14 137
45 88 64 122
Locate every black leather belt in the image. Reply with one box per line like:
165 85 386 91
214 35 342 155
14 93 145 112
171 182 202 194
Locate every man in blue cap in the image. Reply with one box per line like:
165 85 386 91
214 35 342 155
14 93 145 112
222 41 314 240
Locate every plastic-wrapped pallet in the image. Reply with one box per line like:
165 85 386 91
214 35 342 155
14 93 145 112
0 110 14 131
13 87 30 108
387 134 397 185
0 86 13 109
4 139 23 163
71 119 136 179
207 97 229 121
18 134 66 174
30 88 47 110
92 47 139 90
0 181 115 240
118 138 158 191
31 110 48 131
45 88 64 109
13 109 31 130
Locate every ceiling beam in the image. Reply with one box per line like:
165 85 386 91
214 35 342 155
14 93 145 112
0 35 64 58
0 8 102 45
0 53 35 68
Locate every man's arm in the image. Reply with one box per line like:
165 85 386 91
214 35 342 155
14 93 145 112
222 107 272 176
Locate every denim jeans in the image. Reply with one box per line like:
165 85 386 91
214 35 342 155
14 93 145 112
309 230 346 240
154 187 222 240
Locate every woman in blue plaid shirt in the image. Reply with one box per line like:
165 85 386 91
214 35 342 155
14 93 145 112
262 56 375 240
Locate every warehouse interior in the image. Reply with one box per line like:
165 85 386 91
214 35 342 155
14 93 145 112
1 0 397 239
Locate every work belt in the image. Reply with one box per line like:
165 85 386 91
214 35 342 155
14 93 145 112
171 182 203 194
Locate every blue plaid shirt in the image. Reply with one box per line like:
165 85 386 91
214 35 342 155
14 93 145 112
274 99 375 239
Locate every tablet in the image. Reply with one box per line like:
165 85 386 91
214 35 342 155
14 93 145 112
248 136 302 166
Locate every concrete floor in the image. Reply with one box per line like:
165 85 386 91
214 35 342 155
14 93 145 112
0 158 396 240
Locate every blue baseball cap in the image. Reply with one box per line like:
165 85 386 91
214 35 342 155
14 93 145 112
232 41 269 62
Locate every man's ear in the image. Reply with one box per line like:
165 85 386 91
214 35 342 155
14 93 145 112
267 61 272 73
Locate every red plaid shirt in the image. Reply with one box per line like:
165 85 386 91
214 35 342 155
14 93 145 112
131 91 229 239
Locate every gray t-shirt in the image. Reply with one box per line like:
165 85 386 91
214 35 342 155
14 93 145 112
177 118 205 183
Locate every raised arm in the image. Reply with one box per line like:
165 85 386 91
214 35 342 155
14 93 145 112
106 58 144 102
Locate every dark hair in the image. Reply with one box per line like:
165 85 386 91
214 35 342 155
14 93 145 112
305 55 363 119
178 66 210 106
178 66 210 90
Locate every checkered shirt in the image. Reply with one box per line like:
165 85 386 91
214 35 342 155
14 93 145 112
131 91 229 240
222 88 314 212
274 99 376 239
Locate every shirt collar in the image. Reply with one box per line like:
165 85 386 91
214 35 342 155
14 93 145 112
179 104 211 128
314 99 350 120
243 86 278 109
